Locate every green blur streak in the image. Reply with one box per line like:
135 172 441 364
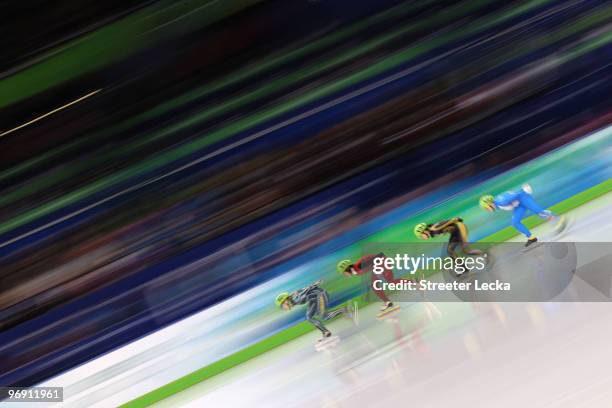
120 180 612 408
0 0 467 200
1 1 607 200
129 0 493 145
0 0 557 234
2 1 608 202
135 0 437 123
564 29 612 60
0 0 427 185
0 0 265 108
0 0 465 186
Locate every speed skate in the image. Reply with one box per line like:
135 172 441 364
377 304 400 319
315 335 340 351
522 216 572 254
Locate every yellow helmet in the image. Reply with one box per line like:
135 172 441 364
479 195 495 211
336 259 352 274
275 292 290 307
414 223 428 238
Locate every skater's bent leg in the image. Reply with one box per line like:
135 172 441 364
309 317 330 334
321 308 344 321
447 242 459 259
306 301 329 334
512 206 532 237
456 223 470 243
318 291 329 315
455 224 483 255
371 272 391 302
317 292 344 321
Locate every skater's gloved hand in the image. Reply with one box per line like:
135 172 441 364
537 209 553 219
522 184 533 194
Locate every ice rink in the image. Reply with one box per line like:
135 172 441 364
22 192 612 408
155 193 612 408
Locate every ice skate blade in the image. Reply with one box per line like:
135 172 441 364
315 336 340 351
523 241 545 253
377 305 400 319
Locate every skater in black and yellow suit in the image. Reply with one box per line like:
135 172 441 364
414 217 485 258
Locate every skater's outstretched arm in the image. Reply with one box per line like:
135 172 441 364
429 218 462 233
494 191 521 210
291 288 309 304
291 280 322 303
306 280 322 289
354 254 384 271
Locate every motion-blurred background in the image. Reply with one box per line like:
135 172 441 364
0 0 611 406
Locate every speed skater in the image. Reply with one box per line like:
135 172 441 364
479 183 566 247
336 253 413 312
275 281 351 340
414 217 485 259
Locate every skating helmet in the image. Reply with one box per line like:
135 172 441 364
336 259 352 274
275 292 290 307
414 223 428 239
479 195 495 211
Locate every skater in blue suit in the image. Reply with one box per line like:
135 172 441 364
479 184 565 246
